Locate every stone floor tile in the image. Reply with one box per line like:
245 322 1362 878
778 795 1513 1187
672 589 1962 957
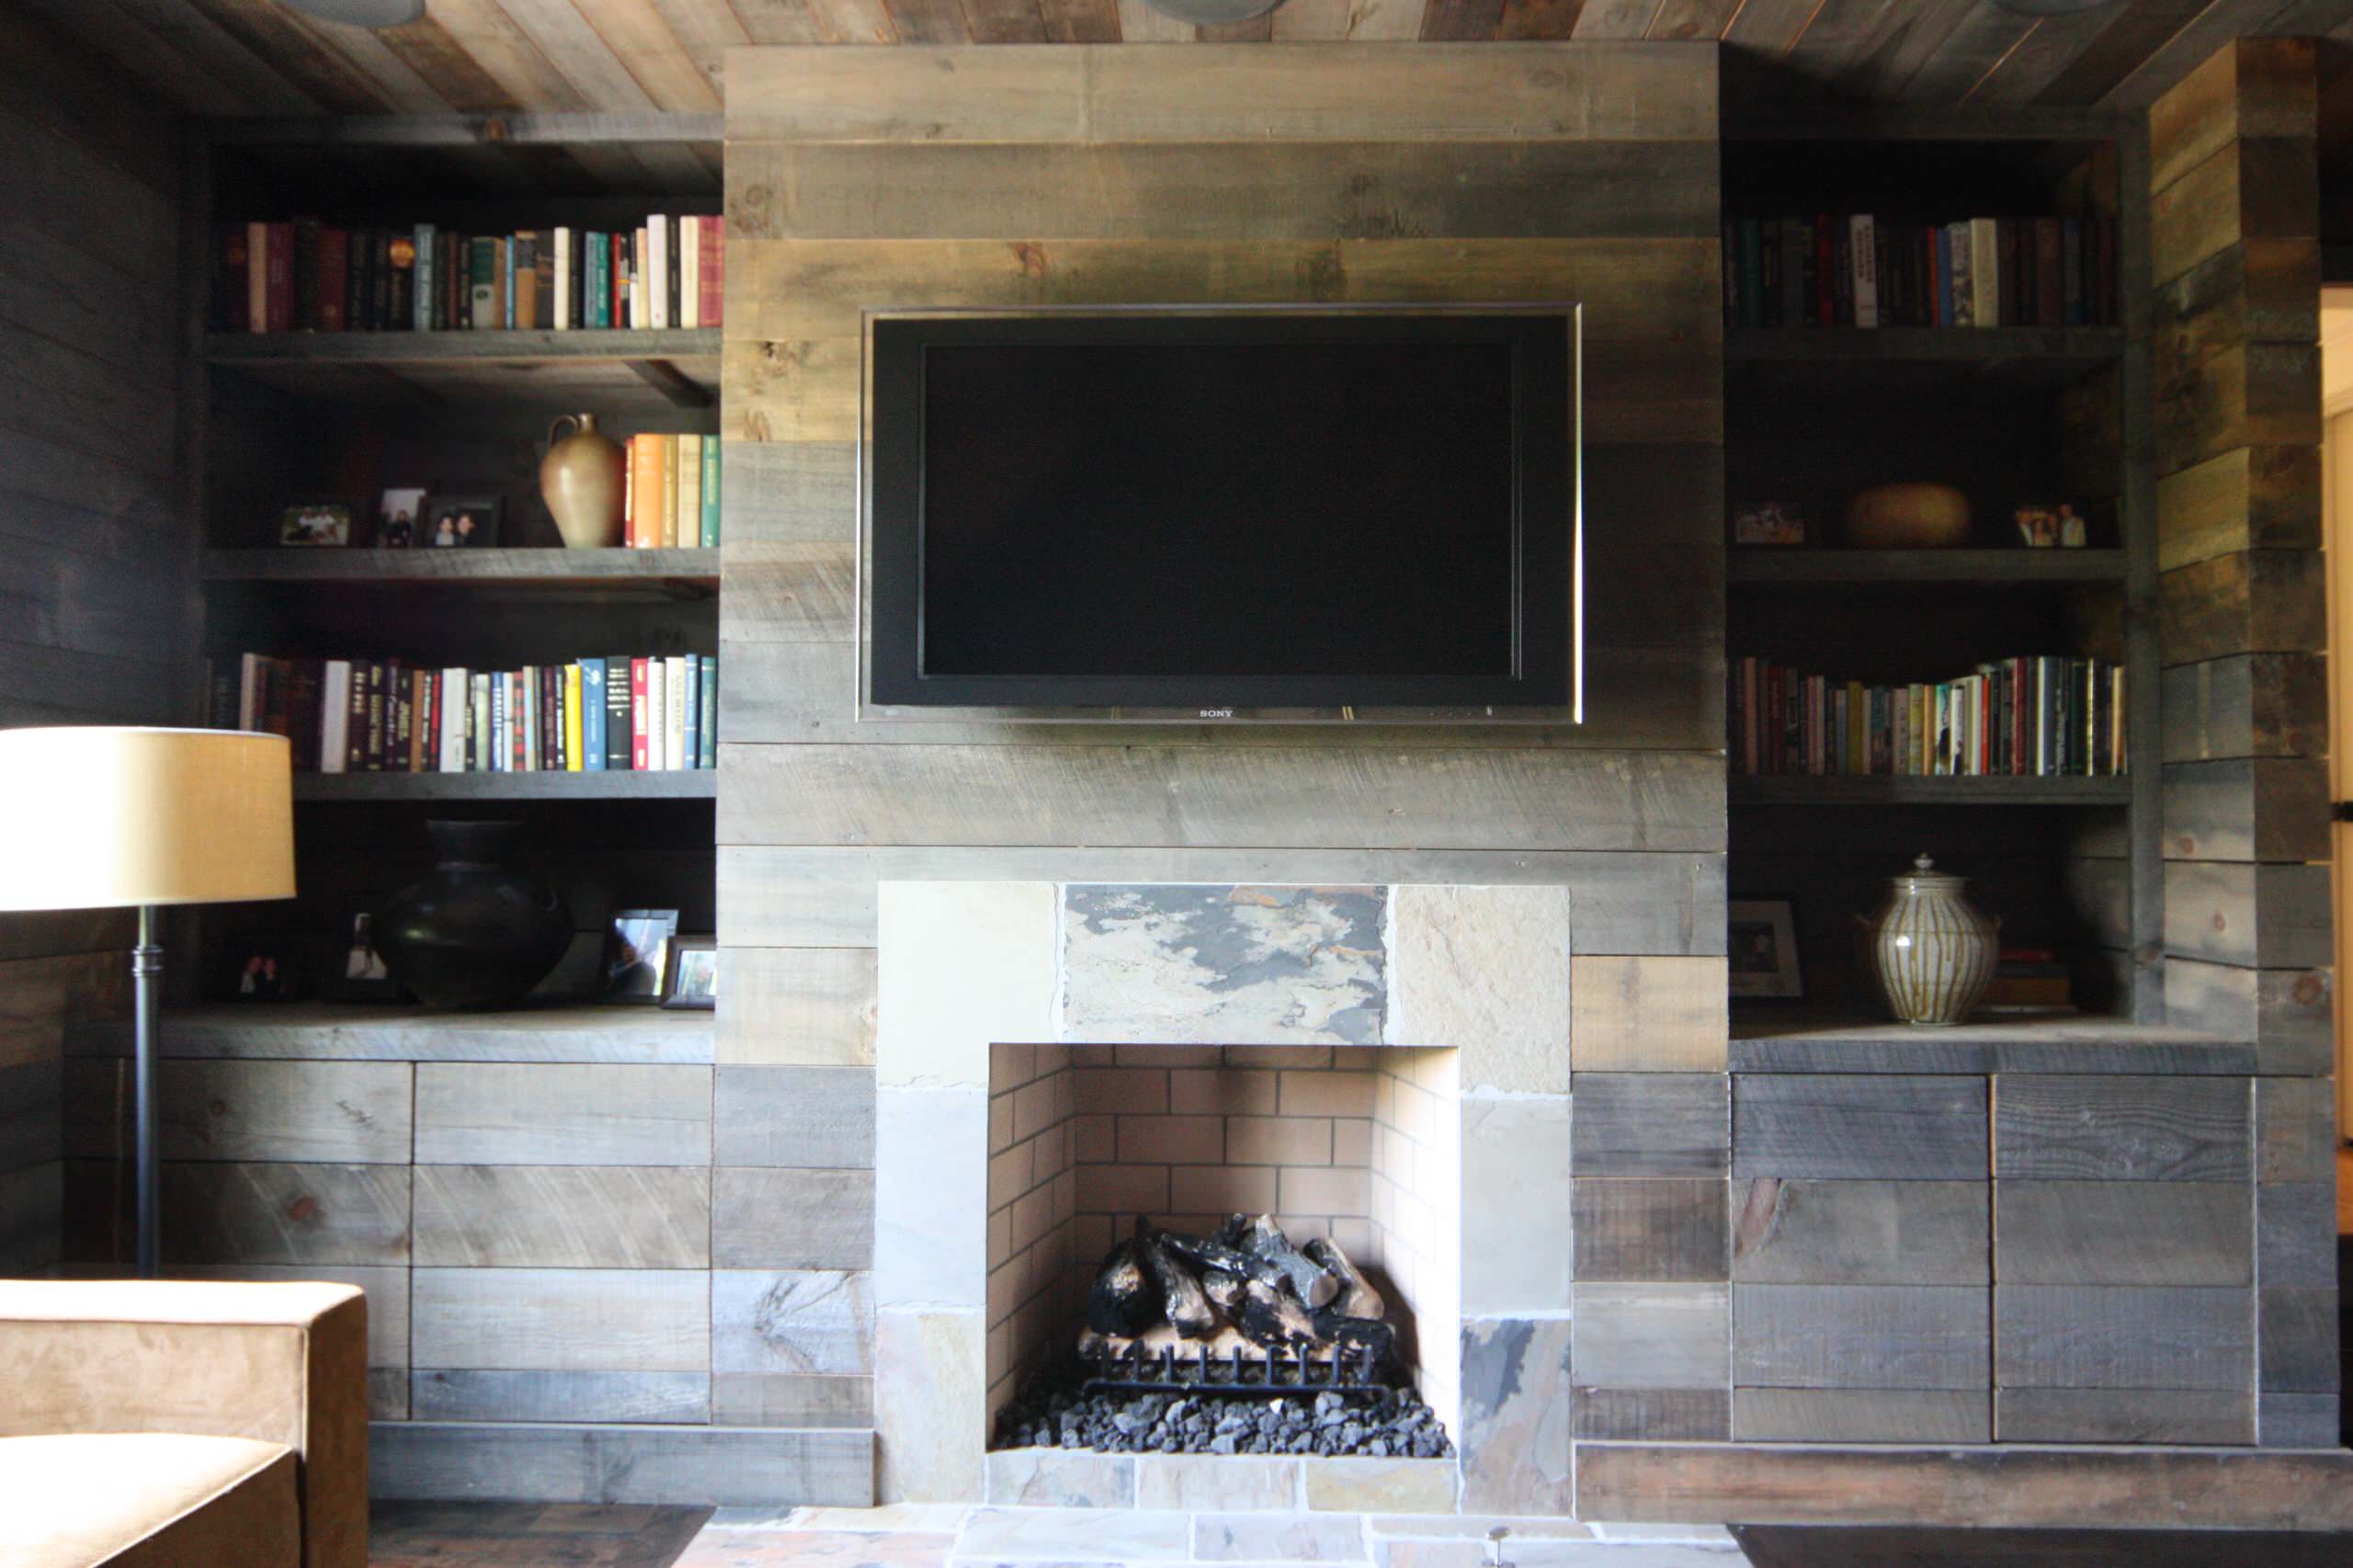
954 1506 1193 1562
987 1449 1137 1507
1500 1544 1742 1566
675 1528 959 1567
1302 1458 1459 1514
1368 1517 1594 1541
715 1506 973 1533
1376 1542 1488 1568
1137 1453 1302 1510
1583 1524 1736 1545
1194 1512 1370 1562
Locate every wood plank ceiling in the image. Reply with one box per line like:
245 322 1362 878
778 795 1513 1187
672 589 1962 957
22 0 2353 126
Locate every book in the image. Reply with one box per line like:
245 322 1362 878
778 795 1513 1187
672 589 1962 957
701 217 723 329
469 237 498 331
680 653 700 770
553 228 573 331
606 657 633 770
565 663 585 772
514 232 540 330
1847 214 1877 329
630 657 652 770
628 434 665 548
677 434 703 550
699 654 717 769
2035 217 2063 327
414 224 436 330
661 434 681 548
1969 219 1999 326
582 659 607 770
680 215 700 329
700 436 722 548
266 222 295 333
665 654 688 771
631 226 650 328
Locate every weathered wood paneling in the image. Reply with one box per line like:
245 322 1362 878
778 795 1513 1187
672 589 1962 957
1995 1284 2254 1390
1731 1179 1987 1287
413 1064 714 1165
1568 957 1730 1072
1734 1388 1991 1445
1992 1074 2251 1180
1732 1075 1988 1182
1571 1177 1729 1281
412 1267 711 1373
1733 1285 1992 1392
1995 1387 2255 1446
412 1165 712 1268
2160 756 2330 862
1569 1074 1729 1176
1993 1180 2252 1286
369 1421 873 1506
64 1059 414 1165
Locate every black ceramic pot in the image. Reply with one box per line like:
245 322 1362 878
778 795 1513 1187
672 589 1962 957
374 821 574 1010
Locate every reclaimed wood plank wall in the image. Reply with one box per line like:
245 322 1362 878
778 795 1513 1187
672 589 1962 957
2145 36 2336 1450
0 13 195 1272
719 40 1728 1483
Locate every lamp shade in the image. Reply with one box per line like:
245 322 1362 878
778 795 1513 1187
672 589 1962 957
0 728 295 910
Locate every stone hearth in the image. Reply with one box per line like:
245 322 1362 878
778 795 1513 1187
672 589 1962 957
874 881 1570 1510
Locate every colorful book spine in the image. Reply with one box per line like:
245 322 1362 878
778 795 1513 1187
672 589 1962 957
699 654 717 769
700 437 721 548
564 662 585 772
631 657 652 770
582 659 607 770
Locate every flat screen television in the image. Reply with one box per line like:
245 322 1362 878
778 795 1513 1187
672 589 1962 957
864 306 1579 714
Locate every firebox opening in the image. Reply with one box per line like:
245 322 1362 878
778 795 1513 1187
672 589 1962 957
983 1041 1461 1460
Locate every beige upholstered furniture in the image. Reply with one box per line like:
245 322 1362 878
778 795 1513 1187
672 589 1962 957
0 1279 368 1568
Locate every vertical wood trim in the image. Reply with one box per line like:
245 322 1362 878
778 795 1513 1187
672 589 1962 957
2120 117 2165 1022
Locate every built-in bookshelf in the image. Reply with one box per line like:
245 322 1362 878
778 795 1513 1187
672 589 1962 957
191 137 724 1001
1722 117 2159 1024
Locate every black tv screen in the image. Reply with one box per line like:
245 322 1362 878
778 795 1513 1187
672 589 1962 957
866 309 1577 711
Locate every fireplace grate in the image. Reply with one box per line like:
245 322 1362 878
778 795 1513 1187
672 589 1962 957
1078 1340 1389 1399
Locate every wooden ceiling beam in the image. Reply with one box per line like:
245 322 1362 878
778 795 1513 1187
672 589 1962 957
1648 1 1741 42
200 111 725 145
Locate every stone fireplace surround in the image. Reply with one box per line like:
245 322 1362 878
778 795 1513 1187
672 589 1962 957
875 881 1563 1508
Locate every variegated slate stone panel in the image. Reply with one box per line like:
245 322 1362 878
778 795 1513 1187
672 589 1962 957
1061 885 1387 1046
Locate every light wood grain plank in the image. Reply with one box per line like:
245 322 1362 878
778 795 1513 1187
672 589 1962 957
2161 756 2330 862
719 948 877 1065
65 1160 413 1267
1732 1178 1988 1287
713 1065 877 1167
1733 1075 1988 1181
412 1266 709 1372
369 1421 873 1506
1735 1388 1990 1443
719 744 1723 852
65 1059 413 1165
414 1064 712 1165
724 41 1717 143
1570 956 1729 1071
413 1165 711 1267
712 1166 875 1268
411 1368 711 1424
2162 859 2333 969
719 846 1725 958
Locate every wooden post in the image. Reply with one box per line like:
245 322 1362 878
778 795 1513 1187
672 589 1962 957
2147 37 2336 1450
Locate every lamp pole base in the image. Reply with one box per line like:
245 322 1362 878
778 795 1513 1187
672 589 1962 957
132 904 162 1279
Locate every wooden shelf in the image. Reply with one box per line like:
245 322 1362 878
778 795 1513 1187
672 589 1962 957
1727 325 2124 389
294 770 714 803
1729 549 2124 586
1730 774 2131 806
1728 1012 2253 1076
202 548 718 587
205 328 720 418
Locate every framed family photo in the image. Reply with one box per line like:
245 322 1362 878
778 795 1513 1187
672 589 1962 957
662 937 717 1010
423 494 502 548
1728 898 1804 1000
606 908 679 1003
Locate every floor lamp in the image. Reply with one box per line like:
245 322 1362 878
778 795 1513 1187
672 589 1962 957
0 728 294 1278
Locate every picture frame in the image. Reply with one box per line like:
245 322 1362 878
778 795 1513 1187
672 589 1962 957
216 932 306 1003
1727 898 1804 1001
1732 502 1808 548
605 908 680 1003
330 900 403 1003
376 487 428 549
661 937 718 1010
276 498 358 548
422 494 503 549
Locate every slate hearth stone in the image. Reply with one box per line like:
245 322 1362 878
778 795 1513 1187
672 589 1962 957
1062 884 1387 1045
991 1379 1453 1462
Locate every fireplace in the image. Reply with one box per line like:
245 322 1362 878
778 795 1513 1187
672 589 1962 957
874 879 1570 1508
980 1039 1462 1461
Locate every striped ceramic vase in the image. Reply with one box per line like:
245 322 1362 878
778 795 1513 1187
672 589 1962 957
1858 854 1999 1027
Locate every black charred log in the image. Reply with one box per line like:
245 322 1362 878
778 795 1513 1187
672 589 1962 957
1304 1236 1384 1322
1138 1228 1218 1339
1218 1213 1338 1309
1085 1238 1159 1337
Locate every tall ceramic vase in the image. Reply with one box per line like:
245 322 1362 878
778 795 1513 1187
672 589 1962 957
1856 854 1999 1027
540 412 626 548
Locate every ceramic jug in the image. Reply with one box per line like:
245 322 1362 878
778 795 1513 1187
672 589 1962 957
540 412 626 548
1856 853 1999 1026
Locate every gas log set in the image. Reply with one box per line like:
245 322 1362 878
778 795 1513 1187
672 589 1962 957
992 1214 1454 1459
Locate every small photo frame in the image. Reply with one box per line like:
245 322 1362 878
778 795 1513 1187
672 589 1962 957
218 935 305 1003
332 901 404 1003
662 937 718 1010
606 908 680 1003
1732 502 1808 548
422 494 503 549
1728 898 1804 1001
277 498 357 548
376 487 428 549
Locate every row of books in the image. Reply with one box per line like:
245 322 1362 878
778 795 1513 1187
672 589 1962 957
211 654 718 774
1731 655 2126 778
1723 214 2120 331
629 433 721 549
216 216 722 334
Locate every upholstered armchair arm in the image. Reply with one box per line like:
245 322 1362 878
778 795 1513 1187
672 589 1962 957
0 1279 368 1568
